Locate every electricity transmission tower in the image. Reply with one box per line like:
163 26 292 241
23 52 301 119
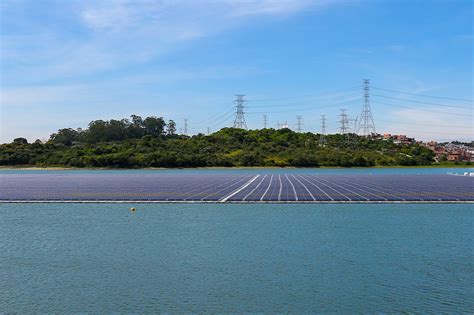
183 118 189 136
357 79 376 136
296 116 303 132
339 109 352 145
339 109 349 134
233 94 247 129
319 115 327 145
207 127 210 135
348 116 358 145
263 115 268 129
276 121 289 129
352 116 359 133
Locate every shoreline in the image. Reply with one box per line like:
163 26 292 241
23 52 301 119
0 165 472 171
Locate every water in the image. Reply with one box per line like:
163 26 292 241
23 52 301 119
1 166 473 175
1 203 473 313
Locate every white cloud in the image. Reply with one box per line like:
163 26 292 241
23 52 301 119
1 0 339 84
79 0 325 31
0 0 348 142
225 0 323 16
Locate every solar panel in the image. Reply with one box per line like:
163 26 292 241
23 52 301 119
0 173 473 203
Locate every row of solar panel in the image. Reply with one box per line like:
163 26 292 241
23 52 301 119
0 174 473 202
227 174 474 202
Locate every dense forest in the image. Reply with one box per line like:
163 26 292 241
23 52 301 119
0 114 461 168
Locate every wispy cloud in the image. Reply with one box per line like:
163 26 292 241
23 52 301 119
225 0 327 16
79 0 325 30
2 0 341 143
1 0 338 86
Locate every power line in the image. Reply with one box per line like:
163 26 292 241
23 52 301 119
372 101 474 117
206 112 235 129
371 86 473 102
247 99 362 114
233 94 247 129
209 114 234 127
201 109 234 123
248 93 361 107
247 86 360 102
192 108 234 127
371 93 473 109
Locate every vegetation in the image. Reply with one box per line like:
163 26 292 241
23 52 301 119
1 115 466 169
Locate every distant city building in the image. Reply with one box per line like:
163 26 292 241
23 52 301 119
423 141 473 162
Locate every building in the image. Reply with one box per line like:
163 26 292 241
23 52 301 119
393 134 415 145
380 133 415 145
425 140 473 162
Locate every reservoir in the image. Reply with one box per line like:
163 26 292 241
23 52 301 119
1 168 473 312
1 203 472 313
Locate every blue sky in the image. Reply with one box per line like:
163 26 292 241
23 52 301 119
1 0 472 143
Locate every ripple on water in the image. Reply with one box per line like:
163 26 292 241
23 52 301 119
0 203 473 313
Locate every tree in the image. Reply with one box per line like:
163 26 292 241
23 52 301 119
2 116 463 168
143 116 166 137
128 115 145 138
49 128 79 145
83 120 107 143
13 137 28 145
239 151 264 166
104 119 128 141
82 119 129 142
166 120 176 136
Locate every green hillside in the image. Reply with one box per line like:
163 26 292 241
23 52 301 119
0 115 452 168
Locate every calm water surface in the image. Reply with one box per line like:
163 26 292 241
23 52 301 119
1 166 473 175
1 203 472 313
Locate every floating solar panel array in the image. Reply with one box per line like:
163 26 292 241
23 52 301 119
0 173 473 203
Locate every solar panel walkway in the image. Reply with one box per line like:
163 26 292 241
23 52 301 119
1 173 473 203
